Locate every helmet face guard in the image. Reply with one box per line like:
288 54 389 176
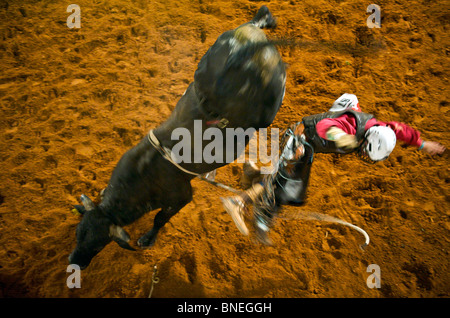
358 126 396 162
357 138 377 163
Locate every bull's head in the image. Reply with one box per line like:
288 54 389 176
68 194 135 269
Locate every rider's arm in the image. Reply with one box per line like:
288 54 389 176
365 119 445 155
316 114 358 149
365 119 423 147
317 114 423 147
317 114 445 154
316 114 357 139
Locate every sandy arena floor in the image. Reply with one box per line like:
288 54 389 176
0 0 448 298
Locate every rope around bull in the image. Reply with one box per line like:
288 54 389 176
147 129 240 193
147 129 370 249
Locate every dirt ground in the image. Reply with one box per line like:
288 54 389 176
0 0 448 298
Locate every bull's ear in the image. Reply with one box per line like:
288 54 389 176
80 194 95 211
109 225 136 251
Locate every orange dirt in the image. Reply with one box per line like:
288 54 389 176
0 0 448 298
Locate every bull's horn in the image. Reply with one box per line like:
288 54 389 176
80 194 95 211
72 205 86 215
109 225 136 251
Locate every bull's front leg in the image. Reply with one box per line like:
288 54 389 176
137 205 183 248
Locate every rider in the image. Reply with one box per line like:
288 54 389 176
221 93 446 245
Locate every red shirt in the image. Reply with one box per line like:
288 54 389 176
316 114 423 147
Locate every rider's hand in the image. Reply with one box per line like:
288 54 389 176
421 141 446 155
335 134 358 149
326 127 358 150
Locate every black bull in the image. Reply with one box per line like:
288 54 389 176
69 6 286 269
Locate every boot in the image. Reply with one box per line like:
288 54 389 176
221 196 248 235
221 183 265 236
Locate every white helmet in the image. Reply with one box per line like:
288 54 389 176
362 126 396 161
329 93 361 112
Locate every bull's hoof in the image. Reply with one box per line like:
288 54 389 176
252 5 276 29
137 234 156 249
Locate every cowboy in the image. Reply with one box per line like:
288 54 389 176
221 93 446 245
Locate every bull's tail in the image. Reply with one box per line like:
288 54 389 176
251 5 277 29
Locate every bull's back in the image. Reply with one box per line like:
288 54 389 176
194 24 272 98
196 24 285 128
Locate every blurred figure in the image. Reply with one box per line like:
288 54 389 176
221 94 446 245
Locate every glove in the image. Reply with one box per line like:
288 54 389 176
326 127 358 149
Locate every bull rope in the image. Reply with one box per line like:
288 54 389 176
277 210 370 250
147 130 240 194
